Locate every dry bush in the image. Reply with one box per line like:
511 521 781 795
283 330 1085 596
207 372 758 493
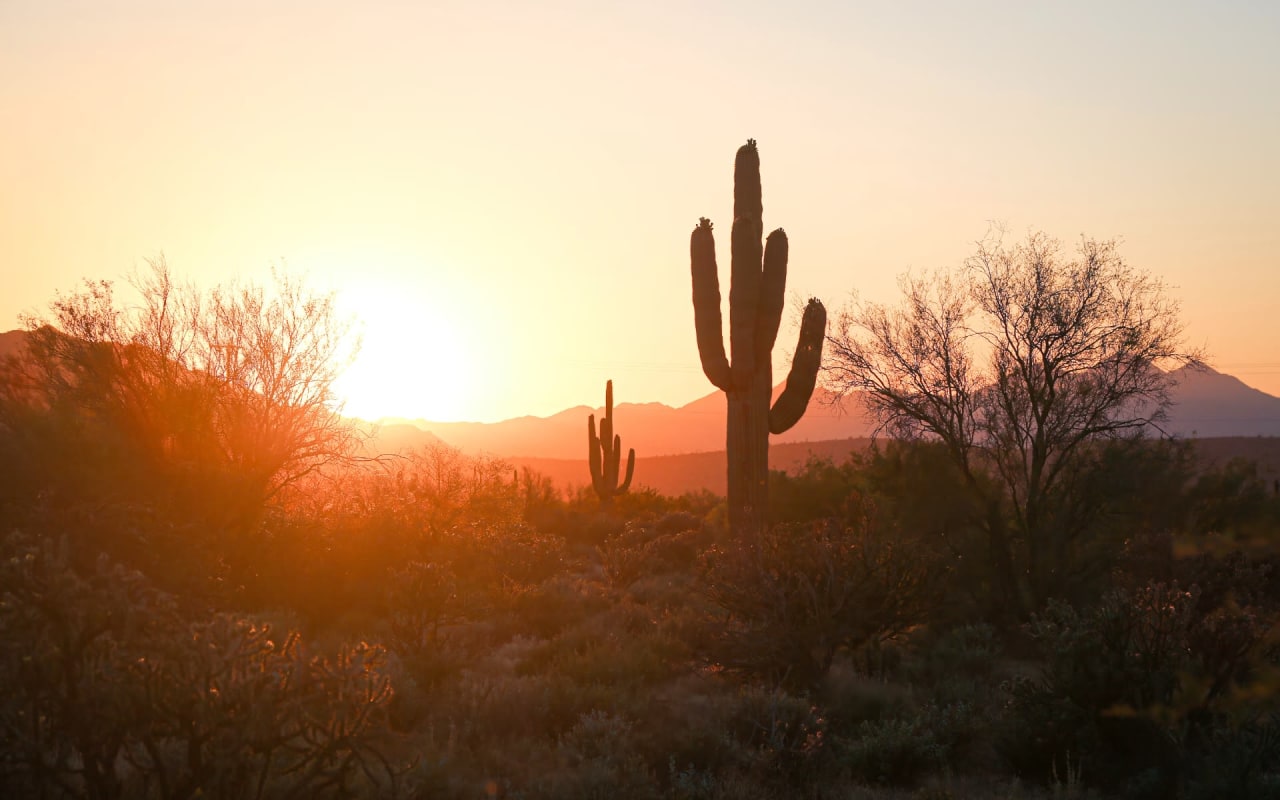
698 508 944 688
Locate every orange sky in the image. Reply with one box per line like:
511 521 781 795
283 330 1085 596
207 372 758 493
3 1 1278 422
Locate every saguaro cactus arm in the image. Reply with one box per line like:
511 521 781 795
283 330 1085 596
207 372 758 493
769 298 828 434
617 438 635 493
691 220 733 391
756 229 789 359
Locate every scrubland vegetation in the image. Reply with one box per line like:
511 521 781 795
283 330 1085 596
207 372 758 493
3 386 1278 799
2 422 1280 793
1 216 1278 796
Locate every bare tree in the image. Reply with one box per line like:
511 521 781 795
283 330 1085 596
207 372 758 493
824 230 1201 615
4 259 359 523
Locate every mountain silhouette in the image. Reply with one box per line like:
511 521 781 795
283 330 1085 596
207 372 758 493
1161 364 1280 437
376 385 878 460
373 367 1280 460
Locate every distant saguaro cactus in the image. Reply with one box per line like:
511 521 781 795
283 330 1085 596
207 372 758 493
588 380 635 507
691 140 827 533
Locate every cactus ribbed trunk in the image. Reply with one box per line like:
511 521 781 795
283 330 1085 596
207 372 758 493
690 140 827 534
727 368 772 534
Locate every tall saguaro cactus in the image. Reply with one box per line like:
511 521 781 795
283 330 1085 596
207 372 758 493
588 380 635 507
691 139 827 533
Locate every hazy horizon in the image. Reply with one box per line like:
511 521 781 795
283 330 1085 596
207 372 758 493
4 1 1278 422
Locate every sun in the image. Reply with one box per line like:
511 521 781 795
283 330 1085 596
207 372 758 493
331 288 473 422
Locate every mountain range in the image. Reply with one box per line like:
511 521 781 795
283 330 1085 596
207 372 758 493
371 383 877 461
374 365 1280 460
366 365 1280 495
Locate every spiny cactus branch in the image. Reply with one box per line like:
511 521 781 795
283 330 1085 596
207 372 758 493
691 219 732 391
770 298 827 434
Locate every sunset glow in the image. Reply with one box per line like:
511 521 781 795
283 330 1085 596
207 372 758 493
2 1 1278 422
331 284 476 422
5 6 1280 794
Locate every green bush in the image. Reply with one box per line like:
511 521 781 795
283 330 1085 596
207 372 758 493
698 516 942 688
525 711 661 800
1184 714 1280 800
723 685 828 782
999 585 1194 791
840 717 944 786
908 624 999 684
833 700 981 787
999 582 1280 795
599 513 708 589
817 664 912 735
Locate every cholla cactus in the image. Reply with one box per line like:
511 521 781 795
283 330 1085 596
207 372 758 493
588 380 635 506
690 140 826 533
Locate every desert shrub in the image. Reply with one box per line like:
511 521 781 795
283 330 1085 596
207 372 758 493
599 513 708 589
855 442 995 623
828 688 981 788
902 624 1001 706
625 572 706 625
698 512 943 688
919 700 986 763
1182 713 1280 800
722 685 828 783
523 711 660 800
1043 438 1199 608
459 520 566 591
817 664 912 736
1187 457 1280 541
438 639 627 750
846 636 910 681
666 757 718 800
499 573 610 640
999 582 1280 795
609 486 682 520
386 560 478 689
767 456 863 526
516 622 675 690
999 584 1196 790
651 510 704 535
627 675 741 778
839 717 945 786
909 624 999 683
0 530 175 799
640 515 707 572
383 522 573 688
127 618 401 799
598 525 654 589
0 528 404 799
1178 548 1277 612
380 444 522 533
556 496 628 550
1115 529 1179 589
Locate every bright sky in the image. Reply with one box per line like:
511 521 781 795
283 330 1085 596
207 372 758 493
3 1 1278 422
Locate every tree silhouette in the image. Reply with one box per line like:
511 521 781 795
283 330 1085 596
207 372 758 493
0 259 359 534
824 229 1202 615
